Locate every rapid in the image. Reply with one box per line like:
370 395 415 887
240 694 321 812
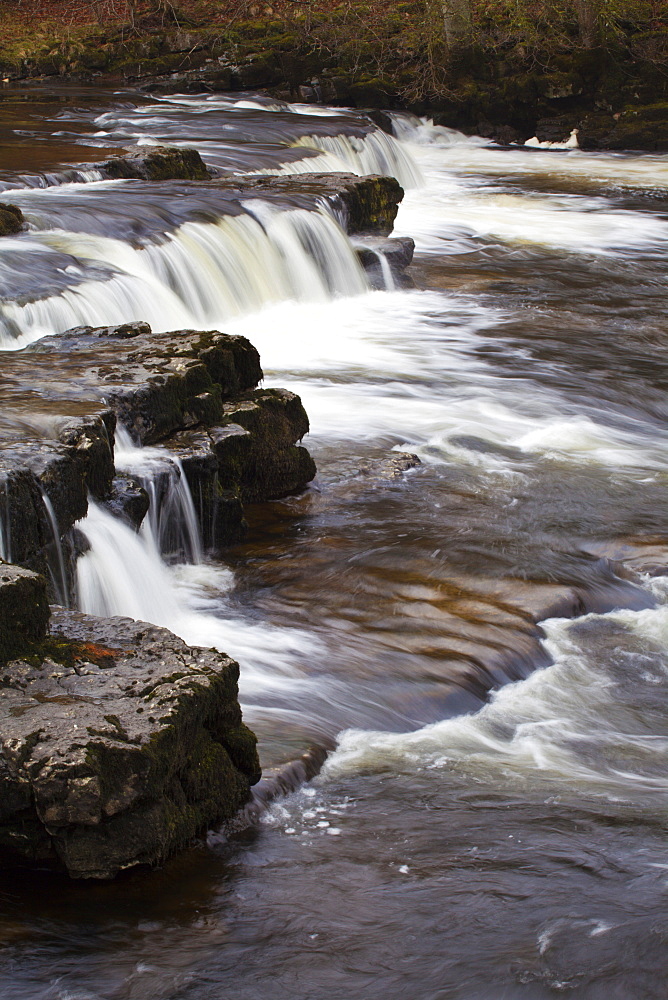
0 86 666 999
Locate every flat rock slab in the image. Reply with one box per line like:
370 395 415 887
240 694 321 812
236 173 404 236
0 608 260 879
1 322 262 447
1 323 313 574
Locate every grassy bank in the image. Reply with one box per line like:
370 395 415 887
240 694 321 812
1 2 668 145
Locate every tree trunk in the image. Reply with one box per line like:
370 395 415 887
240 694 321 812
576 0 599 48
441 0 472 49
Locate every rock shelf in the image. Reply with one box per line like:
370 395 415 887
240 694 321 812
0 568 259 879
0 169 408 877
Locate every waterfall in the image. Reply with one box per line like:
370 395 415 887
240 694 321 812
114 428 203 564
0 483 12 564
0 167 105 195
287 131 423 189
0 203 368 349
40 491 70 607
75 499 321 700
76 501 183 623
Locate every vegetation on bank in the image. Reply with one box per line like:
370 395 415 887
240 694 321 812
1 1 667 141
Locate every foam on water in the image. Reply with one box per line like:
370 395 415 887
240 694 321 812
391 117 668 255
322 582 668 808
0 203 367 348
226 289 668 475
75 501 323 703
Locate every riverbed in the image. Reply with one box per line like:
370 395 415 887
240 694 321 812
0 85 666 999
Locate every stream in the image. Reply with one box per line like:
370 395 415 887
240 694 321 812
0 85 667 999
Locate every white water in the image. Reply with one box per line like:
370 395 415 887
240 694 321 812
224 288 668 476
75 500 324 708
0 202 367 349
287 131 423 189
389 116 668 256
3 94 666 805
41 491 70 607
323 582 668 810
114 428 203 564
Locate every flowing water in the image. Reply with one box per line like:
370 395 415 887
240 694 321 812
0 86 667 999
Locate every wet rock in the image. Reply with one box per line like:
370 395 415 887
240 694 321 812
362 109 396 135
102 475 150 531
210 388 317 503
2 324 315 576
0 564 49 663
476 121 523 145
100 146 211 181
0 413 116 583
322 173 404 236
537 103 668 151
0 203 24 236
356 452 421 481
163 429 246 552
354 235 415 287
241 173 404 236
354 235 414 272
16 324 263 446
0 608 260 879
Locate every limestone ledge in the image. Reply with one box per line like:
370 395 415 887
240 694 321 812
0 567 260 879
0 322 314 586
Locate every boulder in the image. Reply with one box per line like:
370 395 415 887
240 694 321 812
100 146 211 181
0 202 24 236
240 172 404 236
101 475 150 530
211 388 316 503
0 608 260 879
161 429 246 553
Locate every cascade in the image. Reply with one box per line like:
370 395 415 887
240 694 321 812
114 428 203 564
76 500 184 623
0 500 8 563
0 167 105 195
286 131 423 188
0 203 368 349
40 491 70 607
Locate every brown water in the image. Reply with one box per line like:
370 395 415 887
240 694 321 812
0 88 667 1000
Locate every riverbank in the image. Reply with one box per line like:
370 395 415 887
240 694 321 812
1 1 668 149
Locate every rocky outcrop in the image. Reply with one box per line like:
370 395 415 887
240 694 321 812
239 173 404 237
1 322 315 593
0 563 50 662
213 388 316 504
536 102 668 151
100 146 211 181
0 568 259 878
0 202 24 236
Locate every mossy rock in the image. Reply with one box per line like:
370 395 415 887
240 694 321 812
0 564 49 664
0 203 24 237
101 146 210 181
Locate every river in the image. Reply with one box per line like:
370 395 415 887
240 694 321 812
0 85 666 999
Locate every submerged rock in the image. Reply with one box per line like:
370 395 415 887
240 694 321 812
0 606 260 879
